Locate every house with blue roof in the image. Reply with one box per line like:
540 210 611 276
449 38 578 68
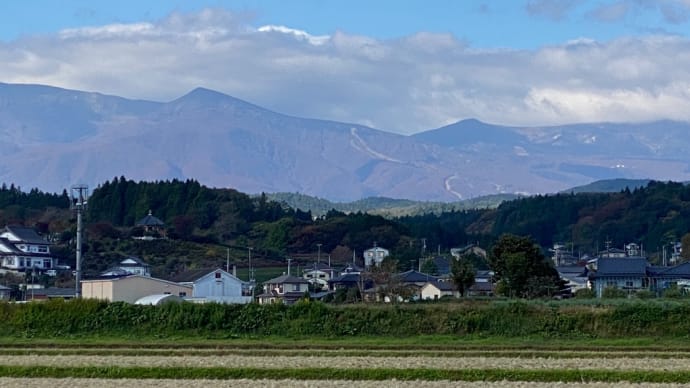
590 258 690 297
590 258 648 297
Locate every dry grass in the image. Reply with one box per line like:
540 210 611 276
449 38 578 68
0 354 689 371
0 378 685 388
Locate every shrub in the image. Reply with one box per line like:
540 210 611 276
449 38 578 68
635 290 656 299
602 287 627 299
574 288 595 299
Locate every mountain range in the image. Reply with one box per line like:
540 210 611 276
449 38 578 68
2 82 690 202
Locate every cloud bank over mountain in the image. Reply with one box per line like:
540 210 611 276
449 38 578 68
3 8 690 134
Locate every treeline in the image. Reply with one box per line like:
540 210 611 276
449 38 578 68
487 181 690 256
6 178 690 268
87 177 307 237
3 299 690 339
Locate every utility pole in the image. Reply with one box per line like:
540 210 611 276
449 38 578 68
248 247 254 281
70 185 88 299
226 248 230 273
317 243 322 264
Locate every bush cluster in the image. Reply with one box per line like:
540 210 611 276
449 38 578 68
2 299 690 339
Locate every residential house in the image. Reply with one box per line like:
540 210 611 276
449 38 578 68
648 262 690 294
0 225 58 272
364 245 389 268
397 269 439 287
420 281 458 300
590 257 648 297
556 265 589 293
81 274 192 303
26 287 75 301
421 256 451 278
451 244 487 260
100 256 151 277
303 262 335 291
467 270 495 297
170 268 253 304
257 274 309 305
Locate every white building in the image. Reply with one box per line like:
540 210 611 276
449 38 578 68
0 225 58 272
100 256 151 277
364 246 389 267
172 268 253 304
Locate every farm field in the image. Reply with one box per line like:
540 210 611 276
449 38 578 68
2 341 690 386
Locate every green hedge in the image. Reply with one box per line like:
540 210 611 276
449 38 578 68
2 299 690 339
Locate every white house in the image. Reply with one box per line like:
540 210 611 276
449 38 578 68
0 225 58 272
303 262 335 291
421 281 458 300
171 268 253 304
100 256 151 277
364 246 389 267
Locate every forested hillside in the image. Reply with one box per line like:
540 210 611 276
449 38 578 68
3 178 690 280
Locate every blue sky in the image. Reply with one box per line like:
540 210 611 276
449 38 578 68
4 0 689 47
2 1 690 133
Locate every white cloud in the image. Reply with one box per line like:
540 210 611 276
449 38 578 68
3 8 690 134
257 25 329 45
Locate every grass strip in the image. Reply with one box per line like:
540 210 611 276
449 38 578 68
4 348 690 359
0 366 690 383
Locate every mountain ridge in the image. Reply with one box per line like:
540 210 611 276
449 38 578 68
1 82 690 201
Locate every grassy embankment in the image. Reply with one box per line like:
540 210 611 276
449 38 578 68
3 298 690 383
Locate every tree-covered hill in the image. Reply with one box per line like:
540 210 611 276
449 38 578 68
265 192 518 217
5 178 690 281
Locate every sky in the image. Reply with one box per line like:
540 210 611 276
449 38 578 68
2 0 690 134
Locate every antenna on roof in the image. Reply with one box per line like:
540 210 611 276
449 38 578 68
70 184 88 299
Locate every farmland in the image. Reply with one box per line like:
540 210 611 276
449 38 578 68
1 341 690 386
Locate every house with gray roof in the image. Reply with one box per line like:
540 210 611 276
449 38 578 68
590 257 648 297
420 281 458 300
0 225 58 272
257 273 309 305
100 256 151 277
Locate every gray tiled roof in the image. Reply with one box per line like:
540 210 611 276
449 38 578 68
264 274 308 284
594 258 648 277
5 226 50 244
136 212 165 226
396 270 438 283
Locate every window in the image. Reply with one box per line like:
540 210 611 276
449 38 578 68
215 272 221 279
178 292 187 297
625 281 634 288
295 284 300 291
38 246 48 253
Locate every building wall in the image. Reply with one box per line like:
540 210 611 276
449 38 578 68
594 276 643 297
194 272 244 298
82 280 114 301
83 276 191 303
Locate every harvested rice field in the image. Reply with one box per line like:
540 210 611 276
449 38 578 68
2 343 690 385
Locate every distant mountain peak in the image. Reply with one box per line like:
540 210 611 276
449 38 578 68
169 87 267 114
177 87 232 102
